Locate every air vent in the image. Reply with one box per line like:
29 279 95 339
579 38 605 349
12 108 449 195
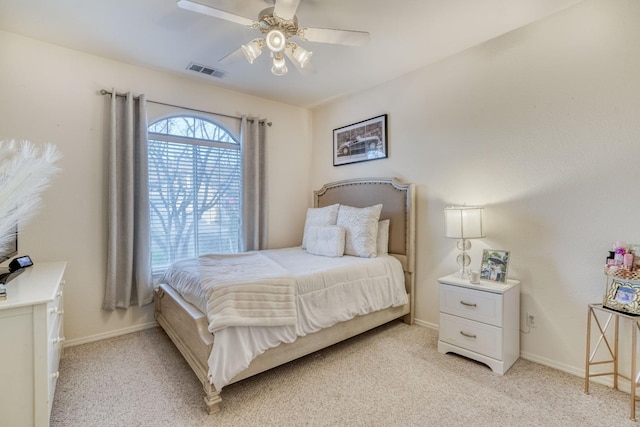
186 62 226 79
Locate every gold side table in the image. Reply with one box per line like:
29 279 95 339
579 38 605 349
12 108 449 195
585 303 640 421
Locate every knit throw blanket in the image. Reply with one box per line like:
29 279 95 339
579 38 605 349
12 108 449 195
198 253 296 333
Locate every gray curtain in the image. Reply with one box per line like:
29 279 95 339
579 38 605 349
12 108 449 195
240 116 268 251
103 90 153 310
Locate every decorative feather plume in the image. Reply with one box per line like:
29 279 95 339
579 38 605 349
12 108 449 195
0 140 61 252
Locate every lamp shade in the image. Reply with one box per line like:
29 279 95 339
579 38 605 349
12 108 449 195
266 29 286 52
271 52 288 76
241 39 264 64
292 45 313 68
445 206 484 239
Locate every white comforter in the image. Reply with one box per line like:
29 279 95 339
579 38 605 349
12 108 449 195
161 247 408 390
163 253 297 332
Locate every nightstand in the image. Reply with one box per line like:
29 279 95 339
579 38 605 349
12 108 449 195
437 274 521 375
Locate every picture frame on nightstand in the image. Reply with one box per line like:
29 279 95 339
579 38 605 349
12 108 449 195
480 249 510 283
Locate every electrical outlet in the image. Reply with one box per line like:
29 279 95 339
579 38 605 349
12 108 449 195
527 312 536 328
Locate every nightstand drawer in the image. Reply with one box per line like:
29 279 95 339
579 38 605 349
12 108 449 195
440 283 503 327
439 313 502 359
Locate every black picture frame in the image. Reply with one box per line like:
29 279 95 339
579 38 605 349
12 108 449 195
333 114 388 166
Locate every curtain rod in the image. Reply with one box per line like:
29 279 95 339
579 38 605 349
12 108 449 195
99 89 272 126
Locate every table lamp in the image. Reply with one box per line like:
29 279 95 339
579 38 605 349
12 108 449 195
445 206 484 279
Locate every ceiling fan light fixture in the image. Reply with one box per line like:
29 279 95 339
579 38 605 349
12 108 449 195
265 29 286 52
292 45 313 69
179 0 370 77
271 53 288 76
241 39 264 64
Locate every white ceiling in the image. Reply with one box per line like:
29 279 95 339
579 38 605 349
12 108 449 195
0 0 583 108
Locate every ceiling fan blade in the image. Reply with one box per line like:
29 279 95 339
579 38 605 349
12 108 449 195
177 0 256 27
273 0 301 21
218 47 246 65
299 27 370 46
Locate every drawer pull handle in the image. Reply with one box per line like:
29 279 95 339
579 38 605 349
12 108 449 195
460 331 477 339
460 301 477 307
56 291 63 297
49 308 64 315
51 371 60 380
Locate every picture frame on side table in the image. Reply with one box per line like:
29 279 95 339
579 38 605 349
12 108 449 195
603 277 640 315
333 114 388 166
480 249 510 283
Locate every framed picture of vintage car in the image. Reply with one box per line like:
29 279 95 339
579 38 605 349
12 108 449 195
333 114 388 166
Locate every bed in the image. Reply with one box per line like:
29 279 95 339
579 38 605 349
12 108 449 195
154 177 416 413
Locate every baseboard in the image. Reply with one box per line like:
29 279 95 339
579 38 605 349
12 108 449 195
63 321 158 348
519 350 583 377
413 318 438 330
522 350 639 394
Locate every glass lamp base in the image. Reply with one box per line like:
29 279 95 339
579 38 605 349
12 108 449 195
456 239 472 279
457 267 471 280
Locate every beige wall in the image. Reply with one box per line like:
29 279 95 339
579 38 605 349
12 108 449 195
311 0 640 376
2 0 640 379
0 31 312 344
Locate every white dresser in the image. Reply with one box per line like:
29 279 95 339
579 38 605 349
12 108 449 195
0 262 66 427
437 274 520 375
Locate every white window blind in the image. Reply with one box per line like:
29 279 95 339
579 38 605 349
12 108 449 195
147 115 241 273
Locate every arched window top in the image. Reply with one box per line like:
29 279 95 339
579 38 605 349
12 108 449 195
147 113 242 271
149 115 238 144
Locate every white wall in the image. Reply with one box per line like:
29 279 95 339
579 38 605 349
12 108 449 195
311 0 640 376
0 31 312 344
3 0 639 379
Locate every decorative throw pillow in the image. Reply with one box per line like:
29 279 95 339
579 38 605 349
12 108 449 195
377 219 390 255
337 204 383 258
301 204 340 249
305 226 346 258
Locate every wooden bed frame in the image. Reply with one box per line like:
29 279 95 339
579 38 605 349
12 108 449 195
154 177 416 413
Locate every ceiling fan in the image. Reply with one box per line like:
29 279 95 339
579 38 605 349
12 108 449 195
177 0 371 76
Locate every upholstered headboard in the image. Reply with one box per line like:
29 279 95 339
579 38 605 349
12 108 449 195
314 177 415 320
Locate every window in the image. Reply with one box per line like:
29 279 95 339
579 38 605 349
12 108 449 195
148 115 241 273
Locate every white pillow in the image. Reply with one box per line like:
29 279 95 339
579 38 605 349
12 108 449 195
301 204 340 249
377 219 390 255
305 226 346 258
337 204 383 258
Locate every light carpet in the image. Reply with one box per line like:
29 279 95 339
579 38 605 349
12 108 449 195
51 322 637 426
